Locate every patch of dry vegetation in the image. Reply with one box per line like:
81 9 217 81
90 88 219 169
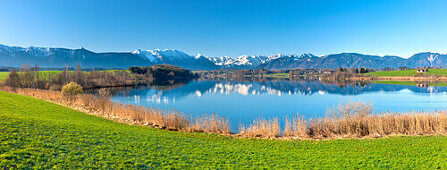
239 118 281 138
239 102 447 139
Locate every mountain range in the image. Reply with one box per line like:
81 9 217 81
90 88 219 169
1 44 446 70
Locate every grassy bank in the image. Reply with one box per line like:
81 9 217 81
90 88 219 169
0 72 8 82
373 81 418 86
1 91 447 168
373 80 447 86
262 73 289 78
0 70 128 82
0 71 62 82
367 69 447 77
4 87 447 140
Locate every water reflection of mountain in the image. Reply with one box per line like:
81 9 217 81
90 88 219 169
106 80 447 102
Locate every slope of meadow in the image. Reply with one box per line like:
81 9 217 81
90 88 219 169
1 91 447 169
0 72 8 82
367 69 447 77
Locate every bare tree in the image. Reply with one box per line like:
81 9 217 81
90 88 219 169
6 70 21 91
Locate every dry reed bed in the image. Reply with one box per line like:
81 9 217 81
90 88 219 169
2 86 447 140
239 102 447 139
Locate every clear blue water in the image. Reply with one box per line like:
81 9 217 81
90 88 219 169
104 80 447 132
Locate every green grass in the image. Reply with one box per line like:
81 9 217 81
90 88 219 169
373 81 419 86
0 71 63 82
0 70 133 82
257 73 290 78
367 69 447 77
0 72 8 82
1 91 447 168
102 70 130 73
374 81 447 87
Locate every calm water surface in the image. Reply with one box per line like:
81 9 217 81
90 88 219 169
103 80 447 132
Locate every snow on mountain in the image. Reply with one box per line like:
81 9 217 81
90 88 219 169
206 56 232 66
133 49 196 63
206 55 280 68
194 54 205 59
150 49 195 61
132 49 159 62
24 47 54 58
267 53 285 60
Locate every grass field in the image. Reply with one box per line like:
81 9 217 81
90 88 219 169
0 72 8 82
373 81 418 86
1 91 447 168
367 69 447 77
257 73 290 78
373 81 447 87
0 71 62 82
0 70 130 82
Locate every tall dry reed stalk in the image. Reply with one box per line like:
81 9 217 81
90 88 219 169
283 114 307 138
307 102 447 138
239 118 281 138
189 113 231 134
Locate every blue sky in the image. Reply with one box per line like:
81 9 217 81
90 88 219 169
0 0 446 58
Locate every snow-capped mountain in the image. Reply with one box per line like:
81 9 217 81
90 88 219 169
205 54 283 69
0 44 217 70
1 44 447 70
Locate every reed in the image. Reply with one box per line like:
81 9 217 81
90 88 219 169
306 102 447 138
283 114 307 138
189 113 231 134
239 118 280 138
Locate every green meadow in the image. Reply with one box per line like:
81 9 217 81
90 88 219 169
367 69 447 77
264 73 289 78
0 72 8 82
1 91 447 169
0 70 130 82
0 71 62 82
374 80 447 87
256 73 290 78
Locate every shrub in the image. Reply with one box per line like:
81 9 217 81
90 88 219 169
49 84 62 91
6 70 21 91
61 82 84 100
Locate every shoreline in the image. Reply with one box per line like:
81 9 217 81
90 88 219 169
321 75 447 82
3 86 447 141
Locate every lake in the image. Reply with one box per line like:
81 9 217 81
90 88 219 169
99 80 447 132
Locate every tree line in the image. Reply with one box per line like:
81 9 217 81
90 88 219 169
6 64 150 91
6 64 201 91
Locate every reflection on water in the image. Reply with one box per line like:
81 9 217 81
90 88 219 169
93 80 447 132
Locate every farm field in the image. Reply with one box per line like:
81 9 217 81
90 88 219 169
264 73 289 78
0 71 61 82
366 69 447 77
1 91 447 169
256 73 290 78
0 72 8 82
374 80 447 86
0 70 130 82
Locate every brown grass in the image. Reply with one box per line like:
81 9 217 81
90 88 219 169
189 113 230 134
2 86 447 140
306 102 447 139
283 114 307 138
239 118 281 138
